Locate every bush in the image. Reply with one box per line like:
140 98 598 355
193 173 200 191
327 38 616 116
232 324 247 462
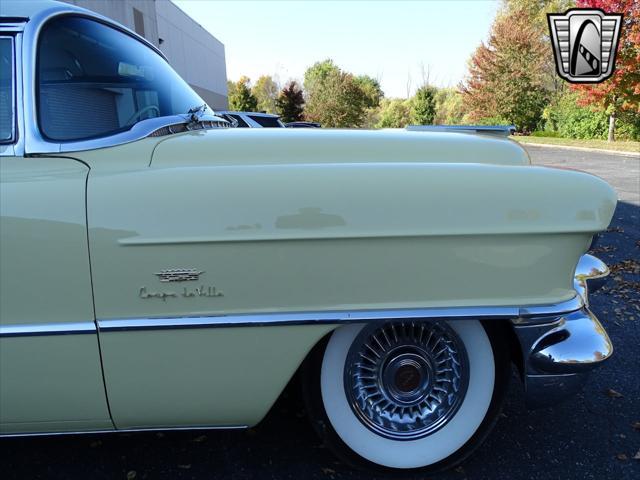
617 113 640 141
375 98 412 128
543 92 608 139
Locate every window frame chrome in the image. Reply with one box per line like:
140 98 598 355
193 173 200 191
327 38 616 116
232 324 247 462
0 32 22 156
19 4 224 155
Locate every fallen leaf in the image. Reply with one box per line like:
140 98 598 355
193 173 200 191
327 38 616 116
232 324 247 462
192 435 207 443
321 467 336 475
606 388 623 398
454 466 465 473
634 449 640 460
126 471 137 480
155 432 165 439
610 259 640 275
89 440 102 448
616 453 628 461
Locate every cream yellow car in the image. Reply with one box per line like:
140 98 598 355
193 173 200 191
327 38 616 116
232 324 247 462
0 0 616 474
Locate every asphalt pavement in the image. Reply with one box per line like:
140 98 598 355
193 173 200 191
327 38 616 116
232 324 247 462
1 145 639 480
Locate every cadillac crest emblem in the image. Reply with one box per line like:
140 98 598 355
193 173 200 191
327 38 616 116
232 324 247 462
154 268 204 282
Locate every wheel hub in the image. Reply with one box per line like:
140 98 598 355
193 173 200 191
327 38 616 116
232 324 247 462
344 321 469 441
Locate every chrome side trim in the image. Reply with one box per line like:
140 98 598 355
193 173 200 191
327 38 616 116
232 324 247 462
0 297 586 337
98 296 584 333
0 321 96 338
0 424 247 438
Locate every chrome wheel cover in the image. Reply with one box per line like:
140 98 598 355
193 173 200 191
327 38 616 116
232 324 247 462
344 321 469 440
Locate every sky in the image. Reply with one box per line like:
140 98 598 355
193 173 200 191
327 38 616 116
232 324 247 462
174 0 501 98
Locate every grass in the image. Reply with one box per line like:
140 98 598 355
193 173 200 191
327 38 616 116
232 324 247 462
511 135 640 154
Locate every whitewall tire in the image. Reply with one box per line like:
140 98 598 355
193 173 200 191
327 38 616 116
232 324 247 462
303 319 510 474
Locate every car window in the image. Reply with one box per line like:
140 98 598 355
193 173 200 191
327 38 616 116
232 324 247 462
0 37 14 143
248 115 282 128
229 114 249 128
37 16 207 142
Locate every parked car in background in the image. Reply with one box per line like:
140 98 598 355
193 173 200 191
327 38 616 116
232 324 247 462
286 121 321 128
0 0 617 475
215 111 285 128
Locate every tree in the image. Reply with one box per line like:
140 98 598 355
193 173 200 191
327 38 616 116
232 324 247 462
228 76 258 111
411 85 437 125
226 80 236 99
303 60 370 127
276 81 305 123
354 75 384 109
435 88 465 125
460 7 550 132
252 75 279 114
572 0 640 141
303 59 340 98
305 70 368 127
375 98 412 128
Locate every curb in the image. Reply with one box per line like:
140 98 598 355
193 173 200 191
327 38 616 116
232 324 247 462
516 141 639 158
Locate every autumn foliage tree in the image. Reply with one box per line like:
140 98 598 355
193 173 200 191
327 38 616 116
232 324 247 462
275 81 305 123
461 7 550 132
572 0 640 141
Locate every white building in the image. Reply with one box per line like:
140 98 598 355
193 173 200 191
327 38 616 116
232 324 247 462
61 0 228 109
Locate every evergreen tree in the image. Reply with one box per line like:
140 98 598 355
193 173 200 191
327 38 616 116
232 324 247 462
228 76 258 111
411 85 437 125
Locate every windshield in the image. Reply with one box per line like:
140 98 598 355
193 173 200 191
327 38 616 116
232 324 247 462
37 16 206 142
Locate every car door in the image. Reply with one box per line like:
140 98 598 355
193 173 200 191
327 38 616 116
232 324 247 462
0 32 111 434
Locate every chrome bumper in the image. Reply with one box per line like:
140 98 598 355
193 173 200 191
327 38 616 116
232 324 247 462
512 254 613 408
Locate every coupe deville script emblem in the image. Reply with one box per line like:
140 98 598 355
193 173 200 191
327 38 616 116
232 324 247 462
154 268 204 282
548 9 623 83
